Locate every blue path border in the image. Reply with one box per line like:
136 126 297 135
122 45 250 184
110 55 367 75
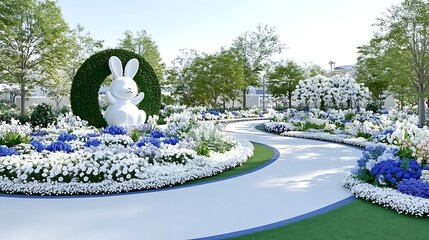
0 142 280 199
194 196 357 240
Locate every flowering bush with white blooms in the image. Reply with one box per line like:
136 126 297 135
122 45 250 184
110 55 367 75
0 110 253 195
264 108 429 216
292 74 370 110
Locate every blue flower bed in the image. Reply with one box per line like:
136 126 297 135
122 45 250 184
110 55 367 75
398 179 429 199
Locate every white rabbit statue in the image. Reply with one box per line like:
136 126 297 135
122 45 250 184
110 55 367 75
103 56 146 126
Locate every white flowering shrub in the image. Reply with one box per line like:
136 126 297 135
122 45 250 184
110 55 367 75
293 74 370 110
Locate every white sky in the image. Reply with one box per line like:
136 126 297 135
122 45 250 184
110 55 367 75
58 0 403 70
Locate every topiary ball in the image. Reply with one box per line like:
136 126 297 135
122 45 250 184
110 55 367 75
70 49 161 128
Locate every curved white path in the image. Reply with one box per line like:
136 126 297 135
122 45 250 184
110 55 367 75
0 121 361 240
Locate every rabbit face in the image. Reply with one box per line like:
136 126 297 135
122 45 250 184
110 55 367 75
110 77 138 100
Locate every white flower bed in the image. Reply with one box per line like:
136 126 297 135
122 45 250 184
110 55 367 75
280 131 371 148
0 138 253 195
344 174 429 217
0 112 255 195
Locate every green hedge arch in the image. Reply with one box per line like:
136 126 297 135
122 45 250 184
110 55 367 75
70 49 161 128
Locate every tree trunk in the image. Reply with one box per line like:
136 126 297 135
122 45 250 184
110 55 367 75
288 92 292 109
20 82 25 116
418 94 425 128
242 90 247 109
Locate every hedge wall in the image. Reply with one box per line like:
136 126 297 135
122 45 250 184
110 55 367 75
70 49 161 128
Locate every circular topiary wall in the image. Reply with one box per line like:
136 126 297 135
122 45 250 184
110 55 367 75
70 49 161 128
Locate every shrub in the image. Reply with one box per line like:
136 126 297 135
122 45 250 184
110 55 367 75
30 103 56 127
70 49 161 128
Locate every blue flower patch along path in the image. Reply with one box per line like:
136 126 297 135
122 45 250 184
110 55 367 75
0 120 361 240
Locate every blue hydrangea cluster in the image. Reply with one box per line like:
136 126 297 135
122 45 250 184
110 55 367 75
0 146 17 156
382 128 394 135
102 125 127 135
84 138 102 147
84 133 100 139
137 137 180 148
208 110 220 116
137 137 161 148
30 140 45 152
58 132 77 142
45 141 73 153
356 143 387 168
370 159 421 187
162 137 180 145
397 179 429 199
30 131 49 137
150 130 165 138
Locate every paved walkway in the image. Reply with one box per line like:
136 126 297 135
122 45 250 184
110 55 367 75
0 121 361 240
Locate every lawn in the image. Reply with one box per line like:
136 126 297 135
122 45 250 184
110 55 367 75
229 199 429 240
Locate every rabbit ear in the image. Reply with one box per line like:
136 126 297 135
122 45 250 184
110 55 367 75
124 58 139 78
108 56 123 78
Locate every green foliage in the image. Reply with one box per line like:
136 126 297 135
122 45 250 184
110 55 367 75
303 63 327 78
357 131 372 140
356 169 375 184
30 103 56 127
165 48 199 105
130 129 142 142
196 142 210 157
0 132 31 147
267 60 305 108
0 0 71 114
118 29 165 83
302 122 325 131
230 24 285 108
189 50 246 108
344 112 355 121
366 101 380 112
361 0 429 127
70 49 161 128
397 147 414 161
43 25 104 112
207 139 234 153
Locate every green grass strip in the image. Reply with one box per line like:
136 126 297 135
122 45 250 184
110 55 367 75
184 142 275 185
229 199 428 240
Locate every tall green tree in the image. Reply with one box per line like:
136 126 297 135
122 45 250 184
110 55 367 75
0 0 71 114
190 51 245 109
356 33 415 110
230 24 284 109
118 30 165 83
356 37 392 108
165 48 199 105
368 0 429 127
303 62 327 78
43 24 104 110
267 61 305 108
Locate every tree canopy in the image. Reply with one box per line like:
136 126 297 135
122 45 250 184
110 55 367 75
358 0 429 127
230 24 284 108
267 60 305 108
0 0 71 114
118 29 165 83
